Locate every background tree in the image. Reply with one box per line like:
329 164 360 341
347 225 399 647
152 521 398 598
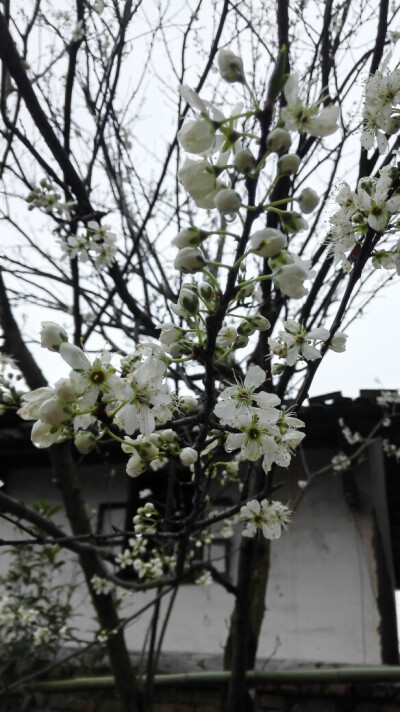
0 1 399 711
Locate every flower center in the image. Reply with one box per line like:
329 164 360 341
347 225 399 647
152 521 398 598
90 368 106 384
247 426 260 440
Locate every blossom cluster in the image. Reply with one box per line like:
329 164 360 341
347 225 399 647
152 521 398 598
26 180 73 218
0 596 67 648
361 66 400 154
330 166 400 271
214 365 305 474
239 499 292 540
59 220 117 268
14 47 400 578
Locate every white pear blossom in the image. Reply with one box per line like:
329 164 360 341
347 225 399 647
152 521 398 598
114 356 172 436
31 420 65 448
268 320 330 366
329 167 400 267
216 325 238 348
74 430 96 454
214 365 280 425
91 575 114 596
331 452 351 472
271 253 315 298
172 227 205 248
59 343 119 409
361 67 400 153
224 409 305 474
280 211 308 234
240 499 292 539
178 158 223 208
281 74 340 137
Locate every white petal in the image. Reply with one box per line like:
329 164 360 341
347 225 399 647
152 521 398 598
286 346 298 367
59 343 91 370
244 365 266 389
225 432 244 452
307 327 330 341
302 343 322 361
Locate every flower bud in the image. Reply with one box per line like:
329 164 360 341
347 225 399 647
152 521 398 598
159 323 185 345
237 281 255 298
237 320 256 336
234 334 249 349
329 332 348 353
218 49 245 84
214 189 242 215
174 247 205 274
74 430 96 454
234 148 256 174
178 158 219 208
277 153 300 176
137 440 159 461
271 363 285 375
178 287 199 314
168 341 190 358
216 326 237 348
251 228 287 257
172 227 206 249
161 429 177 443
267 128 292 154
280 211 308 234
251 314 271 331
199 281 214 300
40 321 68 352
179 395 197 411
297 188 319 214
126 451 146 478
180 447 198 466
178 119 215 154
